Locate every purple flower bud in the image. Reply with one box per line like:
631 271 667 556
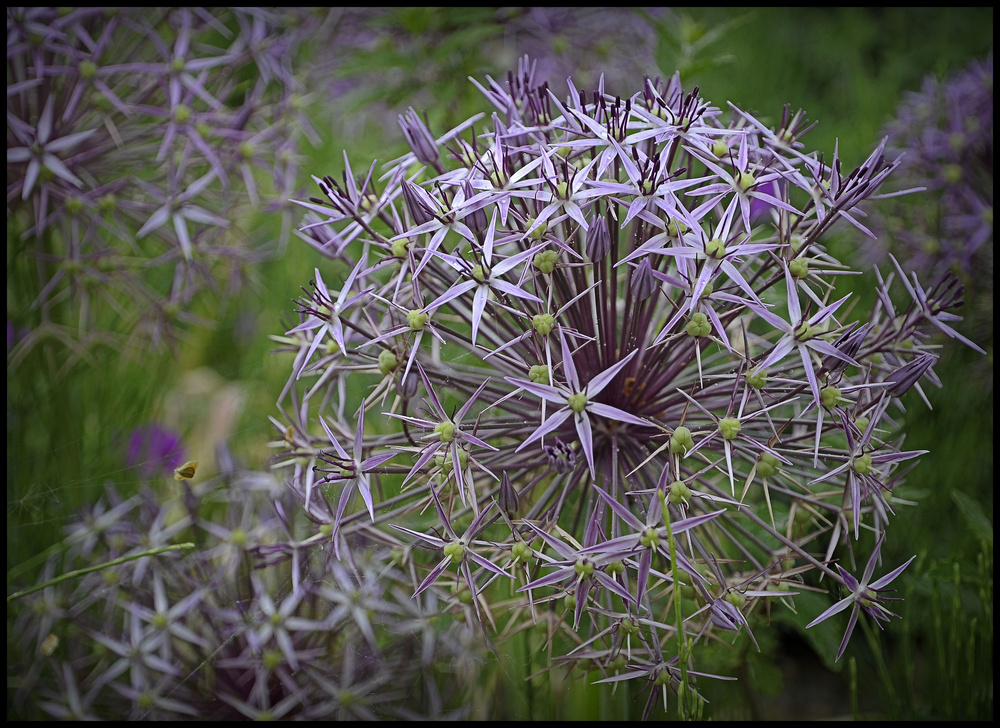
709 597 743 631
401 179 437 226
822 322 873 374
399 107 440 168
631 259 657 301
462 180 488 237
749 179 782 223
397 370 420 399
544 438 576 473
498 472 519 516
884 353 938 397
585 213 611 261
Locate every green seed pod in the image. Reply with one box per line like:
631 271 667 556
434 421 456 443
619 616 639 635
668 479 692 504
532 312 555 336
853 452 873 476
79 60 98 80
511 540 533 562
443 541 465 562
746 368 768 390
757 452 781 479
789 257 809 278
686 312 712 337
64 195 84 216
377 349 400 375
671 426 695 454
704 238 727 259
533 249 559 274
391 238 410 258
529 364 549 384
407 309 429 330
719 417 741 440
820 386 841 409
725 590 747 608
666 218 689 237
527 217 548 239
97 193 117 214
606 560 625 576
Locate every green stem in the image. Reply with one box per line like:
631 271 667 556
659 490 690 719
7 543 195 603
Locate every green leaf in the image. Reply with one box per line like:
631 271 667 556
771 590 846 672
950 490 993 546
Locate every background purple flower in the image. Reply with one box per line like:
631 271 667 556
863 55 993 349
124 424 186 478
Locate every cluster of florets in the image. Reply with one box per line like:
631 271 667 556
10 469 481 720
6 7 322 363
271 57 979 716
866 55 993 296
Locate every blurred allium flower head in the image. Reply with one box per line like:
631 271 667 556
491 7 662 91
6 7 325 364
269 55 983 711
309 7 667 138
866 55 993 337
12 467 481 719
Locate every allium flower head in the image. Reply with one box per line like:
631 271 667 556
274 56 983 711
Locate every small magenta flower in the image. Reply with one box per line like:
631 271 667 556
517 513 637 630
421 210 544 345
289 258 373 380
809 398 926 538
125 425 186 479
806 533 915 661
743 262 859 408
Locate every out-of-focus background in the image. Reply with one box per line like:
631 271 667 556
8 7 992 720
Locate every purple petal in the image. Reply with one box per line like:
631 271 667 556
587 349 639 396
